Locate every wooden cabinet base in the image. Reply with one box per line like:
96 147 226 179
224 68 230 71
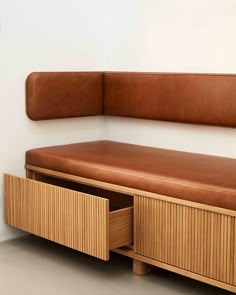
113 247 236 293
4 166 236 294
135 195 236 290
133 259 152 276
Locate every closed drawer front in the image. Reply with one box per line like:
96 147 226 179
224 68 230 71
135 195 236 287
4 174 133 261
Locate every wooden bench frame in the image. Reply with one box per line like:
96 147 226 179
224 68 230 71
4 164 236 293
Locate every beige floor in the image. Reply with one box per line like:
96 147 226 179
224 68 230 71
0 235 232 295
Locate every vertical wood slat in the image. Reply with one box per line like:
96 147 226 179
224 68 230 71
134 195 236 286
4 174 109 260
234 218 236 286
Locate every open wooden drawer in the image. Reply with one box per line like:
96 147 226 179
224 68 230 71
4 174 133 261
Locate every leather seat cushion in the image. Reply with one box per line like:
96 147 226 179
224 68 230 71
26 141 236 210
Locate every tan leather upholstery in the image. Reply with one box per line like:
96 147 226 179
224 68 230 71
26 141 236 210
26 71 236 126
104 72 236 127
26 72 103 120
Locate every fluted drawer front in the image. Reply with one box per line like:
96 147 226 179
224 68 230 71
134 195 236 286
4 174 133 261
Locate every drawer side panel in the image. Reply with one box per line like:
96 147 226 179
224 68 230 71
109 207 133 249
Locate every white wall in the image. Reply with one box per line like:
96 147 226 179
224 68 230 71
0 0 105 242
104 0 236 158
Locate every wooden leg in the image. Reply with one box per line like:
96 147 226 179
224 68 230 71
133 259 152 276
26 169 37 180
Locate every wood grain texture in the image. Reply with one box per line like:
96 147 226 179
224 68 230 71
5 168 236 293
4 174 109 260
234 218 236 287
109 207 133 249
134 195 236 287
113 247 236 293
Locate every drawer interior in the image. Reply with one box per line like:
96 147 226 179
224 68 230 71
29 173 133 212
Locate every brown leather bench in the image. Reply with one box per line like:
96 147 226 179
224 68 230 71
4 72 236 293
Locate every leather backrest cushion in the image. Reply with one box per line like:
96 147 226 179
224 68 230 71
104 72 236 127
26 72 103 120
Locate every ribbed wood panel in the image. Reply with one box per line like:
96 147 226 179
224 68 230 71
135 195 236 286
4 174 109 260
